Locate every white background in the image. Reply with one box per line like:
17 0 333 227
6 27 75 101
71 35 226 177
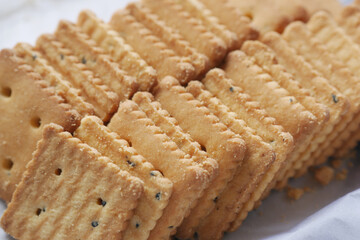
0 0 359 239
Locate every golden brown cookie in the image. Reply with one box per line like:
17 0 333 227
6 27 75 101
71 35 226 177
0 49 79 202
200 69 294 231
262 31 350 187
141 0 227 67
13 42 95 117
173 0 239 50
283 21 360 166
132 92 218 181
77 10 157 91
1 124 143 240
126 2 209 77
197 0 259 43
108 100 209 240
74 116 173 240
153 76 247 239
109 9 196 83
55 20 139 101
36 34 119 122
186 80 275 240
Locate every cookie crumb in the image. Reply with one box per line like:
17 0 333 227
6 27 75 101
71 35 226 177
336 169 348 181
287 187 304 200
314 166 334 186
331 159 342 169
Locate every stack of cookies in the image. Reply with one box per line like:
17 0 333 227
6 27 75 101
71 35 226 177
0 0 359 239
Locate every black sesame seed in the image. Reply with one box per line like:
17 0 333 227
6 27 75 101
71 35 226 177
82 57 87 64
91 221 99 228
155 192 161 200
127 160 136 167
229 87 234 92
60 54 64 60
289 98 293 103
168 226 174 229
101 200 106 207
332 94 339 103
32 54 37 61
150 171 157 176
42 207 46 212
213 197 219 203
135 222 140 228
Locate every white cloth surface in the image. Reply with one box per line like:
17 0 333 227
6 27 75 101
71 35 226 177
0 0 359 239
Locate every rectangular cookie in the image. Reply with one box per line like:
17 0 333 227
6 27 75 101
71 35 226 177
282 21 360 166
1 124 143 240
13 42 95 117
240 39 332 185
36 34 119 122
307 12 360 79
55 20 139 101
0 49 79 202
223 50 319 145
197 0 259 43
141 0 227 67
261 31 350 185
107 100 210 240
126 2 209 77
153 76 247 239
109 9 196 83
223 50 322 188
307 11 360 159
172 0 239 50
132 92 218 182
200 69 294 231
77 10 157 91
74 116 173 240
186 79 275 240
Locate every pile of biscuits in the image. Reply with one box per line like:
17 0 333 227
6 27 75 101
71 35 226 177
0 0 359 239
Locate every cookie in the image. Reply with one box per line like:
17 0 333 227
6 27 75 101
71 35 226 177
36 34 119 122
0 49 79 202
126 2 209 77
1 124 143 240
197 0 259 43
74 116 173 240
261 31 350 187
153 76 247 239
240 40 331 185
173 0 239 50
13 42 95 117
141 0 227 67
77 10 157 91
186 80 275 240
108 100 209 240
282 21 360 166
55 20 139 101
132 91 218 181
223 50 319 144
200 69 294 231
109 9 196 83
